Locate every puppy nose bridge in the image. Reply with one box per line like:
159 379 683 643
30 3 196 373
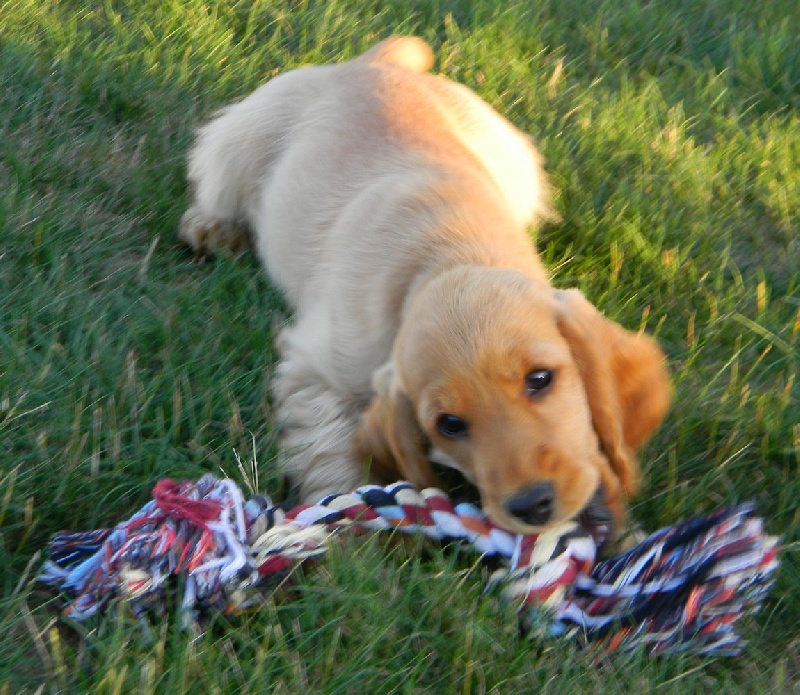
505 442 559 483
505 481 555 526
533 443 559 476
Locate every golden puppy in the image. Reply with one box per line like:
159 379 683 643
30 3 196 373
179 37 670 536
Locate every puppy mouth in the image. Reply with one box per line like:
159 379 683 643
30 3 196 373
575 485 614 551
428 457 613 548
428 458 482 503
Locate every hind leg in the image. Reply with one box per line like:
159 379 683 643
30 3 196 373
178 69 324 258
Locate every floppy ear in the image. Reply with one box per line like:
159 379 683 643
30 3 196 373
556 289 671 497
355 362 438 488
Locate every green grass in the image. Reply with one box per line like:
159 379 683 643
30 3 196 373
1 0 798 691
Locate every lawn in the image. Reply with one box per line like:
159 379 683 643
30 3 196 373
1 0 798 691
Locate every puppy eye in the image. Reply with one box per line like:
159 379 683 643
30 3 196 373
436 414 469 439
525 369 553 395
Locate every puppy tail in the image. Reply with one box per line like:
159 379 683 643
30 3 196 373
359 36 435 74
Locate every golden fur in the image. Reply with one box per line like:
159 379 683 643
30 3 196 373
179 37 670 535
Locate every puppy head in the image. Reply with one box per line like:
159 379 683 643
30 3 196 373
356 267 670 535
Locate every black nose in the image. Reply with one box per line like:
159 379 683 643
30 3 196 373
505 482 555 526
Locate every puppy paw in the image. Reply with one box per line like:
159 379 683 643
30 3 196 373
178 207 250 257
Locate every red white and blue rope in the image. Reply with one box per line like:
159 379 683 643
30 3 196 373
38 475 779 656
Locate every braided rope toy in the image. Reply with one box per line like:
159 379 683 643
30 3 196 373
39 475 778 657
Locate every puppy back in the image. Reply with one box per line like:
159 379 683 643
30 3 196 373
359 36 434 73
